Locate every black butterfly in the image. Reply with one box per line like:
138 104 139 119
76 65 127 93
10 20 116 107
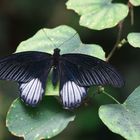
0 48 124 109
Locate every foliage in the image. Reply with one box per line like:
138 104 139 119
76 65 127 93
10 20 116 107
127 33 140 48
6 97 75 140
2 0 140 140
66 0 129 30
99 86 140 140
129 0 140 6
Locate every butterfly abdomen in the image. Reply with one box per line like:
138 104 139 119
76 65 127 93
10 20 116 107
52 48 60 86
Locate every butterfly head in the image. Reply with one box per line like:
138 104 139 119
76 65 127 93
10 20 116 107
54 48 60 54
53 48 60 66
53 48 60 59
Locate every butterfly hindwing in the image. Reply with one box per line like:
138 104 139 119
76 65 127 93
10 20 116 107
61 54 124 87
0 51 52 82
59 62 87 109
19 76 48 107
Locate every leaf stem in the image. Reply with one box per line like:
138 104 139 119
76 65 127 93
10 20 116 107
106 21 123 61
130 5 134 26
128 1 134 26
102 91 121 104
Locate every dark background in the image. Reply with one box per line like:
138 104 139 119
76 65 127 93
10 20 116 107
0 0 140 140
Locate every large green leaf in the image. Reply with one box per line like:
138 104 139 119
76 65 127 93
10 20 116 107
6 97 75 140
66 0 129 30
16 25 105 96
99 86 140 140
127 33 140 48
129 0 140 6
7 25 105 139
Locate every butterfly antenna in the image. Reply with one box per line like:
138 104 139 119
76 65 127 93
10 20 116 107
42 29 78 49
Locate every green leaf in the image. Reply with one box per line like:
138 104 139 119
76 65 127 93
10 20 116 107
66 0 129 30
99 86 140 140
129 0 140 6
127 33 140 48
6 97 75 140
16 25 105 96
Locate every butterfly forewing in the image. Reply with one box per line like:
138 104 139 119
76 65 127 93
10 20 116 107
61 54 124 87
0 51 52 82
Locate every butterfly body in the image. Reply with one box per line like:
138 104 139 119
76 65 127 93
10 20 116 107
51 48 60 86
0 48 124 109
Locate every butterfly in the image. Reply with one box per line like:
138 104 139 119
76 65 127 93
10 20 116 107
0 48 124 109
